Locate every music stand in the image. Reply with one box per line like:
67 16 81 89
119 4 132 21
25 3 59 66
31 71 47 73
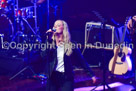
9 49 37 80
90 23 111 91
90 11 111 91
9 66 35 80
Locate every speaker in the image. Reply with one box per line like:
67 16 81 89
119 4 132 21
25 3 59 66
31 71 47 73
83 49 102 67
83 48 113 68
83 21 114 67
85 21 115 49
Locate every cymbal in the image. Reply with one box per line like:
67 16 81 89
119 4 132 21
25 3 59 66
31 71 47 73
37 0 46 4
18 0 33 8
24 0 45 3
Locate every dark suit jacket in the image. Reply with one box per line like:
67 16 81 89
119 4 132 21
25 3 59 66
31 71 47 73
40 41 94 80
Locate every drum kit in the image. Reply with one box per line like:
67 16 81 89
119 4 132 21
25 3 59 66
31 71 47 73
0 0 40 46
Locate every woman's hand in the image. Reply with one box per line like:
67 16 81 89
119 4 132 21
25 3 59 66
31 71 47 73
46 29 54 33
92 76 97 84
46 29 55 40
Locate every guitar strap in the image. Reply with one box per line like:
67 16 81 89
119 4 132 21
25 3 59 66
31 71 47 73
114 16 131 45
121 25 127 44
121 16 131 44
114 28 120 44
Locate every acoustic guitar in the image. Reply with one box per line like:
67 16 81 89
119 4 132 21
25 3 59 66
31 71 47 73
108 46 132 75
109 16 132 75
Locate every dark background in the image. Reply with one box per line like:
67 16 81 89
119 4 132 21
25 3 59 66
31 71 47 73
19 0 136 40
62 0 135 29
36 0 136 43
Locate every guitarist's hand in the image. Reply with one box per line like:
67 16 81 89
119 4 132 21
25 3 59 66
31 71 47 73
127 15 136 30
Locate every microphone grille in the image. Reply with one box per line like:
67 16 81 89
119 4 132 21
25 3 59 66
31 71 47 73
52 28 56 32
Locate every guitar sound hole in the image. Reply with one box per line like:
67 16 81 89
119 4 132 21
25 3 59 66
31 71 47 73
118 52 123 57
118 52 126 62
121 53 126 62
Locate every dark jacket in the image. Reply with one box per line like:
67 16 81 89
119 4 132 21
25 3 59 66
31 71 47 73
40 41 94 80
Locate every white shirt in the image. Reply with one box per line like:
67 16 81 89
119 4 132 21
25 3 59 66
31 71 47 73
56 44 65 72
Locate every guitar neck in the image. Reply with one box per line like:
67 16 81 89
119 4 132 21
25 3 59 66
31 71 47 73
111 47 120 73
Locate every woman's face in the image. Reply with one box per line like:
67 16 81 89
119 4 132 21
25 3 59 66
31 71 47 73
54 20 64 34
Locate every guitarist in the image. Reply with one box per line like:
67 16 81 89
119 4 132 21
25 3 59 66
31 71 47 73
127 15 136 83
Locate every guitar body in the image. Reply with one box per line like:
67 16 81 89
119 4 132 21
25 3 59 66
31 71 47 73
109 46 132 75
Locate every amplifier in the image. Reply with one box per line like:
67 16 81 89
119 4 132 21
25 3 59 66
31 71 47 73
85 22 115 50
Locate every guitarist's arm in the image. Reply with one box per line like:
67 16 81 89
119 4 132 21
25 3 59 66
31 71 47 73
127 15 136 33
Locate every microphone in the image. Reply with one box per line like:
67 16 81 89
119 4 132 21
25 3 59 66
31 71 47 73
52 28 56 32
46 28 56 35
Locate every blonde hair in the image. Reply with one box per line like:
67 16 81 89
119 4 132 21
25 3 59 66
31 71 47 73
52 20 73 56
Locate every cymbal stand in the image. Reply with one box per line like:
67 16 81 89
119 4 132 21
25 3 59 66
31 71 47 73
22 18 36 35
31 0 41 43
33 0 38 33
15 0 20 30
12 0 24 42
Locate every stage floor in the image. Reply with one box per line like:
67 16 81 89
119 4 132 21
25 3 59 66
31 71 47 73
0 67 135 91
